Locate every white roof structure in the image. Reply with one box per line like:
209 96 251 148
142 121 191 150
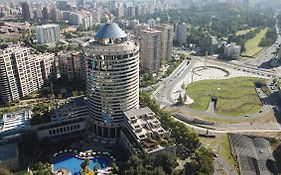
124 107 168 141
0 109 31 137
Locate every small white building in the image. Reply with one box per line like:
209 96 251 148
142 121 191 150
224 42 241 59
147 19 156 28
0 109 31 139
36 24 60 44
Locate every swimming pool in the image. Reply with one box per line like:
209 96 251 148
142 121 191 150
53 154 110 175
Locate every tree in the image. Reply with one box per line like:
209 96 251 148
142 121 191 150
80 159 95 175
93 163 100 172
177 93 184 105
32 162 52 175
153 153 178 174
80 159 90 170
0 168 14 175
72 91 79 97
190 147 214 175
111 163 119 174
152 167 166 175
181 83 185 89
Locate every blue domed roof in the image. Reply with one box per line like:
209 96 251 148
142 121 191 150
95 23 127 39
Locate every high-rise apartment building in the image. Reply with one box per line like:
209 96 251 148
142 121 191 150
175 23 187 45
147 19 156 28
139 29 161 72
57 0 71 11
0 46 55 102
58 51 86 82
155 24 173 62
36 24 60 44
21 2 33 21
42 6 50 21
84 23 139 142
50 7 59 22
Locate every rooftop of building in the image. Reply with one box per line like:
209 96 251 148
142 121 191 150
229 133 278 175
0 109 31 137
51 96 88 121
37 24 59 29
124 107 154 119
140 28 161 34
95 23 127 39
123 107 174 153
0 142 18 162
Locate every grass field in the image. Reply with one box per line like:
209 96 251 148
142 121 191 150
199 134 239 173
235 28 256 36
242 28 268 57
0 34 21 42
186 77 266 116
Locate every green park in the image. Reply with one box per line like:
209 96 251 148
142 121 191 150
186 77 266 116
235 27 256 36
242 28 269 57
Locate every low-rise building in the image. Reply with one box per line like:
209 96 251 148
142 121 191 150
121 107 176 155
0 109 31 139
0 142 19 170
51 96 88 122
0 46 56 102
224 42 241 59
36 96 89 140
36 24 60 44
36 118 88 140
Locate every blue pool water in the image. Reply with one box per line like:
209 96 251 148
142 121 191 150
53 154 110 175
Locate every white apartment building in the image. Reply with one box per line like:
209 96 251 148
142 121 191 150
0 46 55 102
224 42 241 59
175 23 187 45
36 24 60 44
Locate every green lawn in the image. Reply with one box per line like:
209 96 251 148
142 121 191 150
242 28 268 57
235 28 256 36
186 77 266 116
0 34 21 42
200 134 239 173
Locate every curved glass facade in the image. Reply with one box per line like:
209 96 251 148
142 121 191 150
85 27 139 139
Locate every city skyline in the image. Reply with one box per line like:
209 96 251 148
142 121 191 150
0 0 281 174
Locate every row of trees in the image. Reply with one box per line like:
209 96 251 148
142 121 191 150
259 27 277 47
121 152 180 175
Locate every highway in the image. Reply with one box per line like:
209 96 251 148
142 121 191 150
153 53 278 106
174 117 281 135
154 59 196 104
